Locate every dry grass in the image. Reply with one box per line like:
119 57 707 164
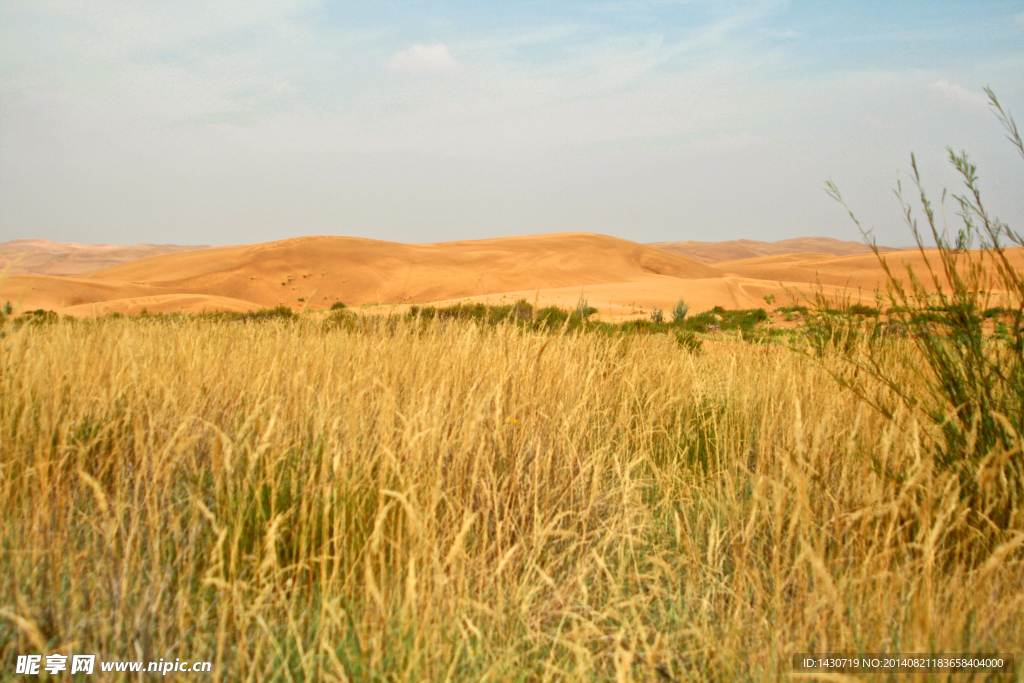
1 316 1022 682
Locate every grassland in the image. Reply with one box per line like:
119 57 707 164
1 310 1021 682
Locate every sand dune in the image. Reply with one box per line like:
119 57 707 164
649 237 905 264
2 233 1018 319
0 238 221 276
715 248 1024 293
3 233 718 316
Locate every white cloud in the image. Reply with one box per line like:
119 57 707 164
387 43 460 74
929 79 989 108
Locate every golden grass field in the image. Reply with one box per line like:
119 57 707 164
2 313 1021 682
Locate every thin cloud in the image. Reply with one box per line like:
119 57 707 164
388 43 460 74
929 79 989 108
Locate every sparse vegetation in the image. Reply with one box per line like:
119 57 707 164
237 305 296 322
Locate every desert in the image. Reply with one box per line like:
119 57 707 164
5 233 1018 319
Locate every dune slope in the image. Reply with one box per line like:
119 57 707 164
0 239 220 276
650 237 905 264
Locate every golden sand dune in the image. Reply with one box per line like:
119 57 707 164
0 238 219 276
2 232 1018 319
716 248 1024 293
3 233 717 316
649 237 905 264
59 294 263 317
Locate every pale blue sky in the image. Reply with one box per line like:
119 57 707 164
1 1 1022 247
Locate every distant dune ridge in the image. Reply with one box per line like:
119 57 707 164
0 238 219 276
1 233 1018 319
647 237 906 264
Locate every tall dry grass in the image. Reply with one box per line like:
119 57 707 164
1 316 1022 681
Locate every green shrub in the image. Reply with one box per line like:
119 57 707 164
982 306 1005 319
12 309 59 329
824 87 1024 529
848 303 880 317
778 305 808 315
674 330 703 353
650 308 665 324
671 298 690 323
535 306 570 329
710 307 768 330
239 305 296 322
682 311 720 333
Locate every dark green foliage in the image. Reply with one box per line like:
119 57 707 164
848 303 880 317
331 301 347 310
741 326 787 344
982 306 1006 318
15 309 59 327
649 308 665 324
617 319 655 335
710 306 768 328
801 309 863 356
778 305 809 315
238 305 296 322
489 299 536 324
535 306 570 328
674 330 703 354
681 311 720 333
409 299 540 327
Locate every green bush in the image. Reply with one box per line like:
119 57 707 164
11 309 59 329
848 303 880 317
824 87 1024 529
681 311 720 333
239 305 296 322
671 298 690 323
535 306 570 329
674 330 703 353
331 301 347 310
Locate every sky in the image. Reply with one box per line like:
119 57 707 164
1 1 1022 248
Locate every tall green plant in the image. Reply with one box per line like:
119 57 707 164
824 88 1024 528
672 298 690 323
